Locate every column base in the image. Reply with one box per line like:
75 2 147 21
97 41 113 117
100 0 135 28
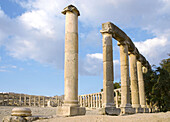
120 107 135 115
56 105 86 116
135 107 144 113
99 107 121 115
143 108 149 113
148 108 152 113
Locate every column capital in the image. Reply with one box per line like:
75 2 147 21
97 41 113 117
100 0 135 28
128 48 139 56
117 40 127 46
61 5 80 16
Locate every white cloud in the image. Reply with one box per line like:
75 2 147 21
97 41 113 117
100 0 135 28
86 53 103 61
134 36 170 65
80 53 120 80
0 69 8 72
0 0 170 75
11 65 17 69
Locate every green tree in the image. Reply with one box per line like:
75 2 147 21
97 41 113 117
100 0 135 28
144 56 170 112
114 82 121 89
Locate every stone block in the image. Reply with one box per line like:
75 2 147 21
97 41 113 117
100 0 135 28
144 108 149 113
11 108 32 117
99 107 121 115
120 107 135 115
135 107 144 113
56 106 86 116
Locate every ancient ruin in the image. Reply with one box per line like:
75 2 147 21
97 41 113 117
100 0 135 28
1 4 159 121
56 5 86 116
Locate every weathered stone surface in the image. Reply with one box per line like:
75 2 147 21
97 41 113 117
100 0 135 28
99 107 121 115
137 61 146 108
56 105 86 116
119 43 131 108
56 5 85 116
144 108 149 113
135 108 144 113
2 115 53 122
61 5 80 16
129 53 140 108
2 116 39 122
120 107 135 115
11 108 32 117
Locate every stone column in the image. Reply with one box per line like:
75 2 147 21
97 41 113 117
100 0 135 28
34 96 36 106
80 96 82 107
137 60 146 108
63 5 79 107
19 95 22 106
129 52 140 108
2 94 4 105
24 96 26 106
101 93 104 108
88 95 90 108
99 94 101 108
43 97 45 107
91 95 93 108
118 42 135 114
7 94 9 106
83 96 86 107
39 96 41 107
93 95 95 108
57 5 85 116
29 96 31 106
100 30 120 115
101 32 114 107
115 91 119 108
96 94 98 108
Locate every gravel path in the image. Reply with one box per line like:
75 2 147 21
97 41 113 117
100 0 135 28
0 106 56 122
0 106 170 122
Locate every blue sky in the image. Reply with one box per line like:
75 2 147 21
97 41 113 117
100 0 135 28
0 0 170 96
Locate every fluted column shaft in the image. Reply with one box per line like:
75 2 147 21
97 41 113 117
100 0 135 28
118 42 131 107
137 61 146 108
129 53 140 108
102 33 114 107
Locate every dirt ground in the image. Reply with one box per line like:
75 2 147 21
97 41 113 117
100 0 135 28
0 106 170 122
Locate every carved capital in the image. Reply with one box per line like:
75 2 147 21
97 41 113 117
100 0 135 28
61 5 80 16
128 48 139 56
117 40 128 46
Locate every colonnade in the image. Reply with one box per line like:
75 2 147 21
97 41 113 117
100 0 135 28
100 22 151 114
56 4 152 116
0 92 63 107
78 89 121 109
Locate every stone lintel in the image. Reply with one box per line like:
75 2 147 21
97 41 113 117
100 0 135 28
61 5 80 16
99 107 121 115
101 22 127 41
56 106 86 116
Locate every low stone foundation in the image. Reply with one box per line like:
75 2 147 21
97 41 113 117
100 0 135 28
121 107 135 115
56 106 86 116
100 107 121 115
